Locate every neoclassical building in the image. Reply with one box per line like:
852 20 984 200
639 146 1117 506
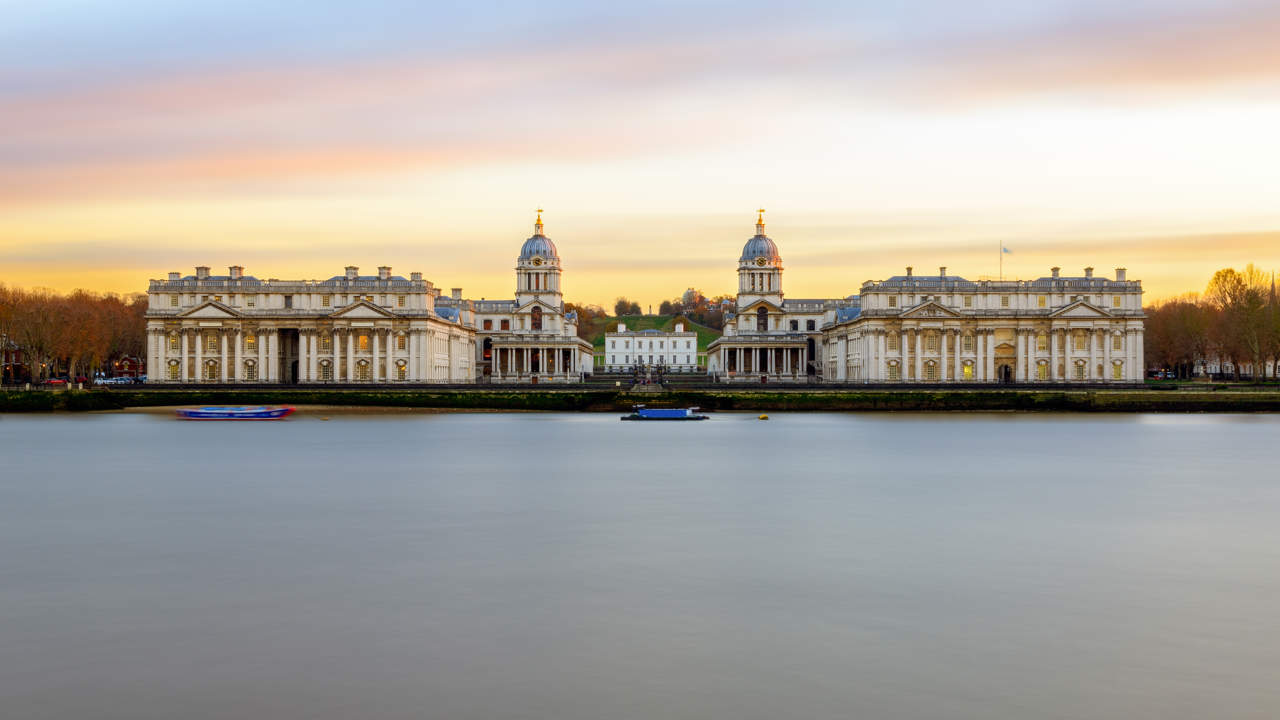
706 212 855 382
822 266 1145 383
437 212 594 382
603 322 699 372
144 265 475 383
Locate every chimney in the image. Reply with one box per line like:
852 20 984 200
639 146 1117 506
675 323 684 333
410 272 422 282
451 288 462 301
168 272 181 281
1115 268 1126 282
618 323 627 333
906 266 913 277
378 266 391 280
228 265 243 280
345 266 359 280
1084 266 1094 278
939 266 946 277
1051 266 1060 278
195 266 210 279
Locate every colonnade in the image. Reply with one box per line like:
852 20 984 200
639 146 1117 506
491 345 580 380
719 344 808 378
840 324 1144 383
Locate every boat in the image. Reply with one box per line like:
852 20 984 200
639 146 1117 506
175 405 296 420
620 405 709 421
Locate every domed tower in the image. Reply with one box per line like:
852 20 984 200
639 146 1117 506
737 209 783 307
515 209 563 311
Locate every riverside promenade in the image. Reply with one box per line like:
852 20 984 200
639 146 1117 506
5 384 1280 413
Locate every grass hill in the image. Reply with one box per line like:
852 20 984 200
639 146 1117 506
584 315 721 352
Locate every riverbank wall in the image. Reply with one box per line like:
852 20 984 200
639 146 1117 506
5 388 1280 413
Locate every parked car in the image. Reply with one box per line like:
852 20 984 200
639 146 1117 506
46 378 68 386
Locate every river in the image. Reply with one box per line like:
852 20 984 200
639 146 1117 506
2 410 1278 719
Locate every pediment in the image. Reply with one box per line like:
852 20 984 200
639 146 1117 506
739 299 785 314
179 301 242 319
899 301 962 318
328 301 397 319
514 299 559 314
1049 301 1112 318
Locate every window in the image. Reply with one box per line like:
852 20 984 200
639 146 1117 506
203 331 219 352
358 334 369 352
247 298 255 308
887 334 900 351
756 307 768 332
1074 333 1086 351
169 295 178 307
611 355 615 364
1112 296 1121 308
319 362 333 381
213 295 222 303
807 320 816 331
1037 363 1048 380
355 362 371 381
963 296 972 308
246 335 257 350
201 295 208 302
888 296 897 308
365 295 374 302
322 296 331 307
168 334 180 352
397 295 406 308
962 363 974 380
397 364 407 380
500 319 510 330
926 334 939 352
483 319 493 330
1073 362 1086 380
1112 363 1123 380
790 320 799 331
924 362 939 381
1112 334 1122 351
1036 334 1047 352
887 363 901 381
319 335 331 352
1001 296 1010 308
962 335 974 353
397 334 407 351
284 295 293 309
244 362 257 381
167 363 180 380
1037 296 1046 308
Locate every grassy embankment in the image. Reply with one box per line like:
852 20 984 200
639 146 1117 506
6 388 1280 413
586 315 721 352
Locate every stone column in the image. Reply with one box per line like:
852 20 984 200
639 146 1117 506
219 329 228 383
1089 328 1099 381
1104 328 1112 381
346 330 355 382
386 331 395 381
194 329 203 382
913 330 922 383
876 331 886 382
372 330 380 383
953 330 962 382
331 329 340 382
937 330 947 382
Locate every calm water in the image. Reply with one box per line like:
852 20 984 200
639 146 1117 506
2 410 1279 719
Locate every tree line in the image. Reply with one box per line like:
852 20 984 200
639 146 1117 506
1144 265 1279 380
0 285 148 383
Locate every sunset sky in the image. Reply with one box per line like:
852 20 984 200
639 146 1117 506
3 0 1279 306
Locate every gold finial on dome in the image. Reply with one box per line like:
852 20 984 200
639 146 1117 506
756 208 766 233
534 208 544 235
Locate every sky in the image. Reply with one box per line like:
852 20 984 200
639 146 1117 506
3 0 1280 306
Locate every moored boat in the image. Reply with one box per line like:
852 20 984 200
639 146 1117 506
175 405 296 420
621 406 708 421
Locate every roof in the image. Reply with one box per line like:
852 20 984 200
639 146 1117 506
519 233 558 260
740 233 781 262
434 307 460 322
834 307 862 323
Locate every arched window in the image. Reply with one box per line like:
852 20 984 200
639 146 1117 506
756 307 768 332
531 307 543 330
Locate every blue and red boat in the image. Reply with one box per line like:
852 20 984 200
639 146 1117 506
175 405 296 420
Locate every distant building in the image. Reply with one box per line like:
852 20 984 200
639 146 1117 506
437 211 594 383
2 337 28 383
823 266 1145 383
144 265 474 383
706 212 856 382
603 322 699 372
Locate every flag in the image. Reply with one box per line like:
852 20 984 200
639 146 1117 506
1002 246 1012 254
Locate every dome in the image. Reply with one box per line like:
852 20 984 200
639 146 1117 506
740 233 780 262
519 210 559 260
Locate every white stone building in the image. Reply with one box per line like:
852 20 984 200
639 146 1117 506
144 265 475 383
706 212 855 382
822 266 1146 383
438 212 594 383
603 323 699 372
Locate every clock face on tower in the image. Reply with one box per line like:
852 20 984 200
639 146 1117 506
531 256 544 266
755 256 768 267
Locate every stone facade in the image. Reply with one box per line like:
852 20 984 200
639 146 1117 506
603 323 699 372
144 265 474 383
822 266 1145 383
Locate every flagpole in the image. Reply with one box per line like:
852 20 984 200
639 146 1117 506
999 239 1003 281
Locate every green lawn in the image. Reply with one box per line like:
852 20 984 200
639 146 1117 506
588 315 721 352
